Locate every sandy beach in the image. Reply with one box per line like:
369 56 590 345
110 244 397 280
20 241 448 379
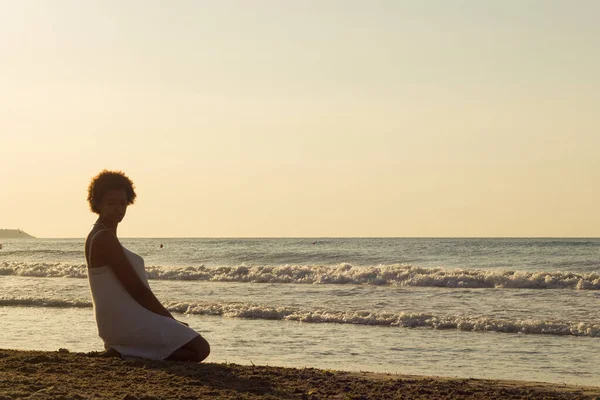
0 349 598 399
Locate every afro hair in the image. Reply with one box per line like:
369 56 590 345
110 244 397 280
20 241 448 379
87 170 136 214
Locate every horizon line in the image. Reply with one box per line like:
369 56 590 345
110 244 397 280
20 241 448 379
15 236 600 240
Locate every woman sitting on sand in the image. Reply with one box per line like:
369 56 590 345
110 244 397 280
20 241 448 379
84 170 210 362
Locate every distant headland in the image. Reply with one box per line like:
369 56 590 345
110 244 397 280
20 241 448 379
0 229 36 239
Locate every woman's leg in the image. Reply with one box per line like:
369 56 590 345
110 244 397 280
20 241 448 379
166 347 198 361
166 335 210 362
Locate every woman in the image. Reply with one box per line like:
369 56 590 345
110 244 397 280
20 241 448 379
84 170 210 361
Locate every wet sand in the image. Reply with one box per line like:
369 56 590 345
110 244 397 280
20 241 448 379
0 349 598 399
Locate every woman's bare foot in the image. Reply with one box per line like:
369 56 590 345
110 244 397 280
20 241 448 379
100 348 121 358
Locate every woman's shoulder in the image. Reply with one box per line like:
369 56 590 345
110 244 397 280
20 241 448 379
87 229 122 268
92 229 118 245
88 229 121 255
87 228 108 244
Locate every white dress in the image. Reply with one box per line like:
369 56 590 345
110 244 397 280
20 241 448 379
86 231 199 360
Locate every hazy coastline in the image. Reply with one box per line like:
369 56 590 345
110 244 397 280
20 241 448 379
0 229 35 239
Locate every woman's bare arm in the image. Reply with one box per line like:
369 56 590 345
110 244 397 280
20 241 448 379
91 231 174 319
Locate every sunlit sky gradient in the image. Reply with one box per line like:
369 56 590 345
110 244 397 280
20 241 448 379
1 1 599 238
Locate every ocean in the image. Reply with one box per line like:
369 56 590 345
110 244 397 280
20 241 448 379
1 238 599 386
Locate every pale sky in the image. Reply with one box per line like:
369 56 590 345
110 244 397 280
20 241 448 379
1 1 599 238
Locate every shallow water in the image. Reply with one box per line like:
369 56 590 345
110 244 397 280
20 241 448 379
2 306 599 386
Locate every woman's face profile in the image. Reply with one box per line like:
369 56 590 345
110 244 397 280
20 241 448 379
99 189 128 223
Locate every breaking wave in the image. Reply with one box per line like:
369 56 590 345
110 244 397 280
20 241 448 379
1 262 599 289
1 296 598 337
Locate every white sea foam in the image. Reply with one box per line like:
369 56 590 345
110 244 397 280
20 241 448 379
1 262 599 289
0 262 89 278
1 296 598 337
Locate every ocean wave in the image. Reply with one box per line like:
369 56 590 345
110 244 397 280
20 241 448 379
0 262 88 278
0 297 92 308
1 262 599 289
1 296 598 337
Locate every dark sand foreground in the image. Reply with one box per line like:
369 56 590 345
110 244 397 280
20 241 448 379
0 349 598 399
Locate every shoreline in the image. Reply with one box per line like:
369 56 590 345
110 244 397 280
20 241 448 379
1 349 598 399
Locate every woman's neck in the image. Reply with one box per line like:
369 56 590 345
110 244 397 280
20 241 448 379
95 219 118 235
